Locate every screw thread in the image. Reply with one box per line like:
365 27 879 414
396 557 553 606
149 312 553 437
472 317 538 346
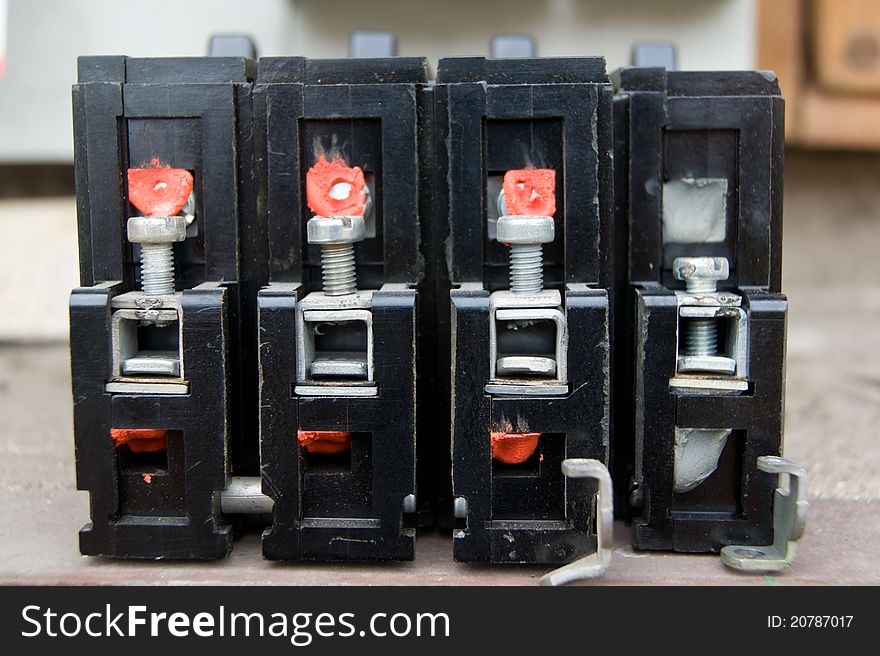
140 243 175 295
320 243 357 296
686 318 719 356
686 278 718 294
683 276 719 356
508 243 544 294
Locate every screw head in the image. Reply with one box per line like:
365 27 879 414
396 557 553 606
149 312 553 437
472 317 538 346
496 214 555 245
672 256 729 282
306 215 366 245
127 216 187 244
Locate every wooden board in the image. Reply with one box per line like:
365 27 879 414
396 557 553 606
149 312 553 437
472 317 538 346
813 0 880 96
758 0 880 149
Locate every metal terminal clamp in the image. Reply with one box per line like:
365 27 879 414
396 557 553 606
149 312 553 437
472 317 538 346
296 214 378 397
487 214 568 396
539 459 613 586
669 256 749 394
107 291 187 395
107 213 191 395
721 456 808 572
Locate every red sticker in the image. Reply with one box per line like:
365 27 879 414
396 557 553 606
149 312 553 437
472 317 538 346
128 160 194 217
502 169 556 217
111 428 168 454
306 155 367 218
490 431 541 465
297 430 353 454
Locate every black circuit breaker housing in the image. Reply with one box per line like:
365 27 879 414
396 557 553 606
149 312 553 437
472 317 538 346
612 68 786 552
254 57 431 561
70 56 260 559
436 57 614 564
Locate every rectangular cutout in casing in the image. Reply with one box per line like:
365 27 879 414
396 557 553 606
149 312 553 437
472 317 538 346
492 445 541 476
672 429 745 517
484 119 564 281
115 430 185 518
126 118 205 289
491 433 566 520
302 432 373 518
118 441 169 473
660 129 738 277
301 119 384 287
303 449 352 476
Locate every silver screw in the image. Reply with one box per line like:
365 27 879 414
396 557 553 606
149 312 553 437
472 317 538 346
673 257 730 357
306 215 366 296
495 215 555 294
453 497 468 519
127 216 187 296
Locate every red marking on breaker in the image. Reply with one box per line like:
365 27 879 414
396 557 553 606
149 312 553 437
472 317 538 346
128 159 194 217
111 428 168 454
502 169 556 217
298 430 353 454
306 155 367 218
490 431 541 465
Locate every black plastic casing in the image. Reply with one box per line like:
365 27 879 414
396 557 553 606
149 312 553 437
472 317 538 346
254 57 433 561
612 68 787 552
71 56 260 558
436 57 614 564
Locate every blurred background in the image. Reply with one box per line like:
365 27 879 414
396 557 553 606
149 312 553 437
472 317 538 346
0 0 877 524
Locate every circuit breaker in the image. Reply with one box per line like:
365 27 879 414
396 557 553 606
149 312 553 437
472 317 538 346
254 57 430 561
612 68 806 569
68 52 806 574
436 57 614 571
70 56 263 559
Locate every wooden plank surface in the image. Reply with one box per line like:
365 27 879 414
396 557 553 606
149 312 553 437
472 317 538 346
758 0 805 142
758 0 880 149
812 0 880 95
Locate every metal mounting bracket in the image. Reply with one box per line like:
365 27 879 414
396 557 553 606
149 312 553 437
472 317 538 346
721 456 808 572
539 458 613 586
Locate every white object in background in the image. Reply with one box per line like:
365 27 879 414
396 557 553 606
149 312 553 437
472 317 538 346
0 0 756 163
0 0 7 80
0 198 80 342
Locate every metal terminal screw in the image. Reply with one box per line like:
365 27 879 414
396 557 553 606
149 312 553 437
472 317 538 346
496 215 555 294
673 257 730 357
127 216 187 296
306 215 366 296
453 496 468 519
